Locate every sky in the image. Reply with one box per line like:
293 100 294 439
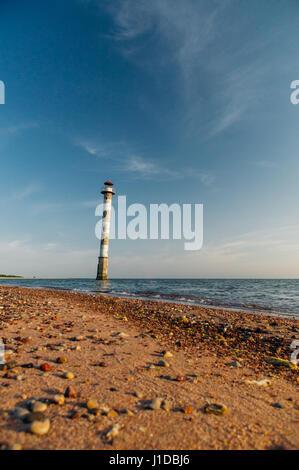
0 0 299 278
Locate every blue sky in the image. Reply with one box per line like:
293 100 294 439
0 0 299 278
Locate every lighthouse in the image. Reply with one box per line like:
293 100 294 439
96 180 115 280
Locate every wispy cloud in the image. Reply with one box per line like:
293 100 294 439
11 183 42 201
0 122 39 136
98 0 263 136
77 137 214 185
120 154 214 185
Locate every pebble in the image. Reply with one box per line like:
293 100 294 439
29 419 50 435
134 391 143 399
204 403 228 416
8 443 22 450
0 360 17 371
163 351 173 359
265 357 297 370
245 378 271 387
148 398 163 410
65 385 77 398
87 399 99 410
271 402 284 409
21 363 34 369
31 401 48 413
157 360 170 367
161 400 171 412
228 361 241 368
107 409 119 417
13 407 29 419
75 335 84 341
116 332 129 338
23 411 46 423
56 357 67 364
63 371 74 379
103 423 121 441
40 363 51 372
53 394 65 405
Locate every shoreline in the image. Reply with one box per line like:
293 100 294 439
0 281 298 320
0 285 298 450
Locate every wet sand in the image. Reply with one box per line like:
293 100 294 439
0 285 298 450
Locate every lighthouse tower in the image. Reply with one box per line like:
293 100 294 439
96 180 115 280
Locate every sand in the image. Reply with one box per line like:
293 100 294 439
0 285 298 450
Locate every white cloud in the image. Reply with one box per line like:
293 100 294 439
0 122 39 136
101 0 261 136
11 184 42 201
119 154 214 185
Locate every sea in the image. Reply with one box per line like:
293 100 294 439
0 278 298 318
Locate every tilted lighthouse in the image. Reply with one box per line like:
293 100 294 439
96 180 115 280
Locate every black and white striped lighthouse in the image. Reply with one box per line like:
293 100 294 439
96 180 115 280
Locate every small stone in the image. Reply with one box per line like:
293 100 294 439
245 378 271 387
8 443 22 450
75 335 84 341
161 400 171 412
107 409 119 417
53 394 65 405
70 410 83 420
87 399 99 410
265 357 297 370
63 371 74 379
103 423 121 441
204 403 228 416
98 404 111 414
163 351 173 358
175 375 185 382
13 407 29 419
116 332 129 338
29 419 50 435
23 412 46 423
4 371 15 378
0 360 17 371
134 391 143 399
40 363 51 372
157 360 170 367
184 405 193 414
65 385 77 398
31 401 47 413
227 361 241 368
56 357 67 364
148 398 163 410
271 402 284 409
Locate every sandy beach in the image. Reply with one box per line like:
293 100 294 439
0 285 298 450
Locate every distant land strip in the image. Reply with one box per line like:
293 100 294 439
0 274 23 278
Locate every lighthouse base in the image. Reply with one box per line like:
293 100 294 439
96 257 109 280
